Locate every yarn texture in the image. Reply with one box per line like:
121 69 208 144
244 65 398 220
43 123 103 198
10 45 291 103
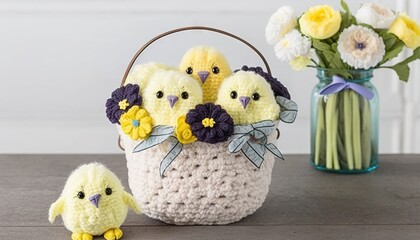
119 123 277 225
186 103 234 144
48 163 140 239
179 46 232 103
106 84 142 124
236 66 291 100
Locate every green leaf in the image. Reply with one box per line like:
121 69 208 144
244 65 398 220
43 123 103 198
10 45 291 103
381 32 398 49
387 64 410 82
340 0 350 13
398 47 420 66
382 47 420 81
338 0 356 33
312 39 333 52
379 41 404 65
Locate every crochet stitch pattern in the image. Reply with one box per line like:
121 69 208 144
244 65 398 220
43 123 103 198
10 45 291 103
118 125 276 225
186 103 234 144
106 84 142 124
236 66 291 100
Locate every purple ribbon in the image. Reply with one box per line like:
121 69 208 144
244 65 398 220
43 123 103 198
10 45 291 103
319 76 374 100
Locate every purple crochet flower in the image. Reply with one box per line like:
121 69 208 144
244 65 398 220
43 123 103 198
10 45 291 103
186 103 234 144
106 84 142 124
235 65 291 100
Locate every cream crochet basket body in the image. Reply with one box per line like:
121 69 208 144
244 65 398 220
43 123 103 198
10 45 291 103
119 126 276 225
118 26 279 225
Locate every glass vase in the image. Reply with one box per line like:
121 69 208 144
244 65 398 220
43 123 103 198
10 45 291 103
310 68 379 173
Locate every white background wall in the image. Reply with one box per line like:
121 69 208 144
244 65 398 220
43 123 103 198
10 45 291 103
0 0 419 154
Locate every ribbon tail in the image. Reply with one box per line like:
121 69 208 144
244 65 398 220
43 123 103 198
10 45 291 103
241 141 266 168
319 83 347 96
159 137 183 177
348 83 374 100
266 143 284 161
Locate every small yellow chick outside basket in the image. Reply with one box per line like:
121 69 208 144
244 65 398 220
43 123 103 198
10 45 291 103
49 163 140 240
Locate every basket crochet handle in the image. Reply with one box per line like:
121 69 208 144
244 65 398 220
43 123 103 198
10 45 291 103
120 26 271 86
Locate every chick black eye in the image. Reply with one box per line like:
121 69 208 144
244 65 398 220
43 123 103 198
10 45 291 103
156 91 164 98
77 191 85 199
186 67 193 74
181 91 189 99
212 67 220 74
252 93 260 101
230 91 237 99
105 187 113 195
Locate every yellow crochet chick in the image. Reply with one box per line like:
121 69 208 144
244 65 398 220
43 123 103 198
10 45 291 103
179 46 232 103
49 163 140 240
142 69 203 126
125 62 175 94
215 70 280 125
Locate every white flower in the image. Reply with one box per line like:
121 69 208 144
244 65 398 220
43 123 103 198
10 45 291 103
274 30 312 62
289 56 312 71
289 49 317 70
338 25 385 69
265 6 297 45
355 3 396 29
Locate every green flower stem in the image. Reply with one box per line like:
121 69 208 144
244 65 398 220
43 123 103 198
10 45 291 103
331 106 340 170
344 91 354 170
325 94 339 170
325 95 333 169
314 97 325 165
337 94 348 168
361 96 372 169
351 91 362 170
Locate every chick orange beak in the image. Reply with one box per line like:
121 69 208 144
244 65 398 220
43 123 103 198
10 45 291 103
197 71 209 84
167 95 179 109
239 96 251 109
89 194 101 208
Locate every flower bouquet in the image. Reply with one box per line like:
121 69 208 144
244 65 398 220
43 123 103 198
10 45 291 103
266 0 420 172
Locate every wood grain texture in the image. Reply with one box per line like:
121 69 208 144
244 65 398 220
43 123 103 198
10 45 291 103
0 154 419 239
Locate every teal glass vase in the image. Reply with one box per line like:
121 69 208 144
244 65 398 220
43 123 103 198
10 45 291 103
310 68 379 173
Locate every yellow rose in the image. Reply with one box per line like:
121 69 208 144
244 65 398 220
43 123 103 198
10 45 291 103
175 115 197 144
299 5 342 39
388 14 420 49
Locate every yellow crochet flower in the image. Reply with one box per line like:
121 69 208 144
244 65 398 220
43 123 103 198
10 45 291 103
119 106 153 140
299 5 341 39
175 115 197 144
202 118 216 128
389 14 420 49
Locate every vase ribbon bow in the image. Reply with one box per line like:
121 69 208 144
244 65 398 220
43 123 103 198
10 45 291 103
228 120 284 168
319 75 374 100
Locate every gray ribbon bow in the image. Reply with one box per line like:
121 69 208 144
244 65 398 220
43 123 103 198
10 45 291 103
228 120 284 168
132 125 182 177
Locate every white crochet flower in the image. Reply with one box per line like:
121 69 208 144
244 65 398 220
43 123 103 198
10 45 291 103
274 30 312 62
355 3 396 29
265 6 297 45
338 25 385 69
289 49 317 70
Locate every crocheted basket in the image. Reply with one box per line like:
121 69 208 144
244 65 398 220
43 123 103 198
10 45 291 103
118 26 281 225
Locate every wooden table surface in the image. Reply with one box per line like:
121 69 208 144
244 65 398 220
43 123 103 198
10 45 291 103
0 154 419 240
